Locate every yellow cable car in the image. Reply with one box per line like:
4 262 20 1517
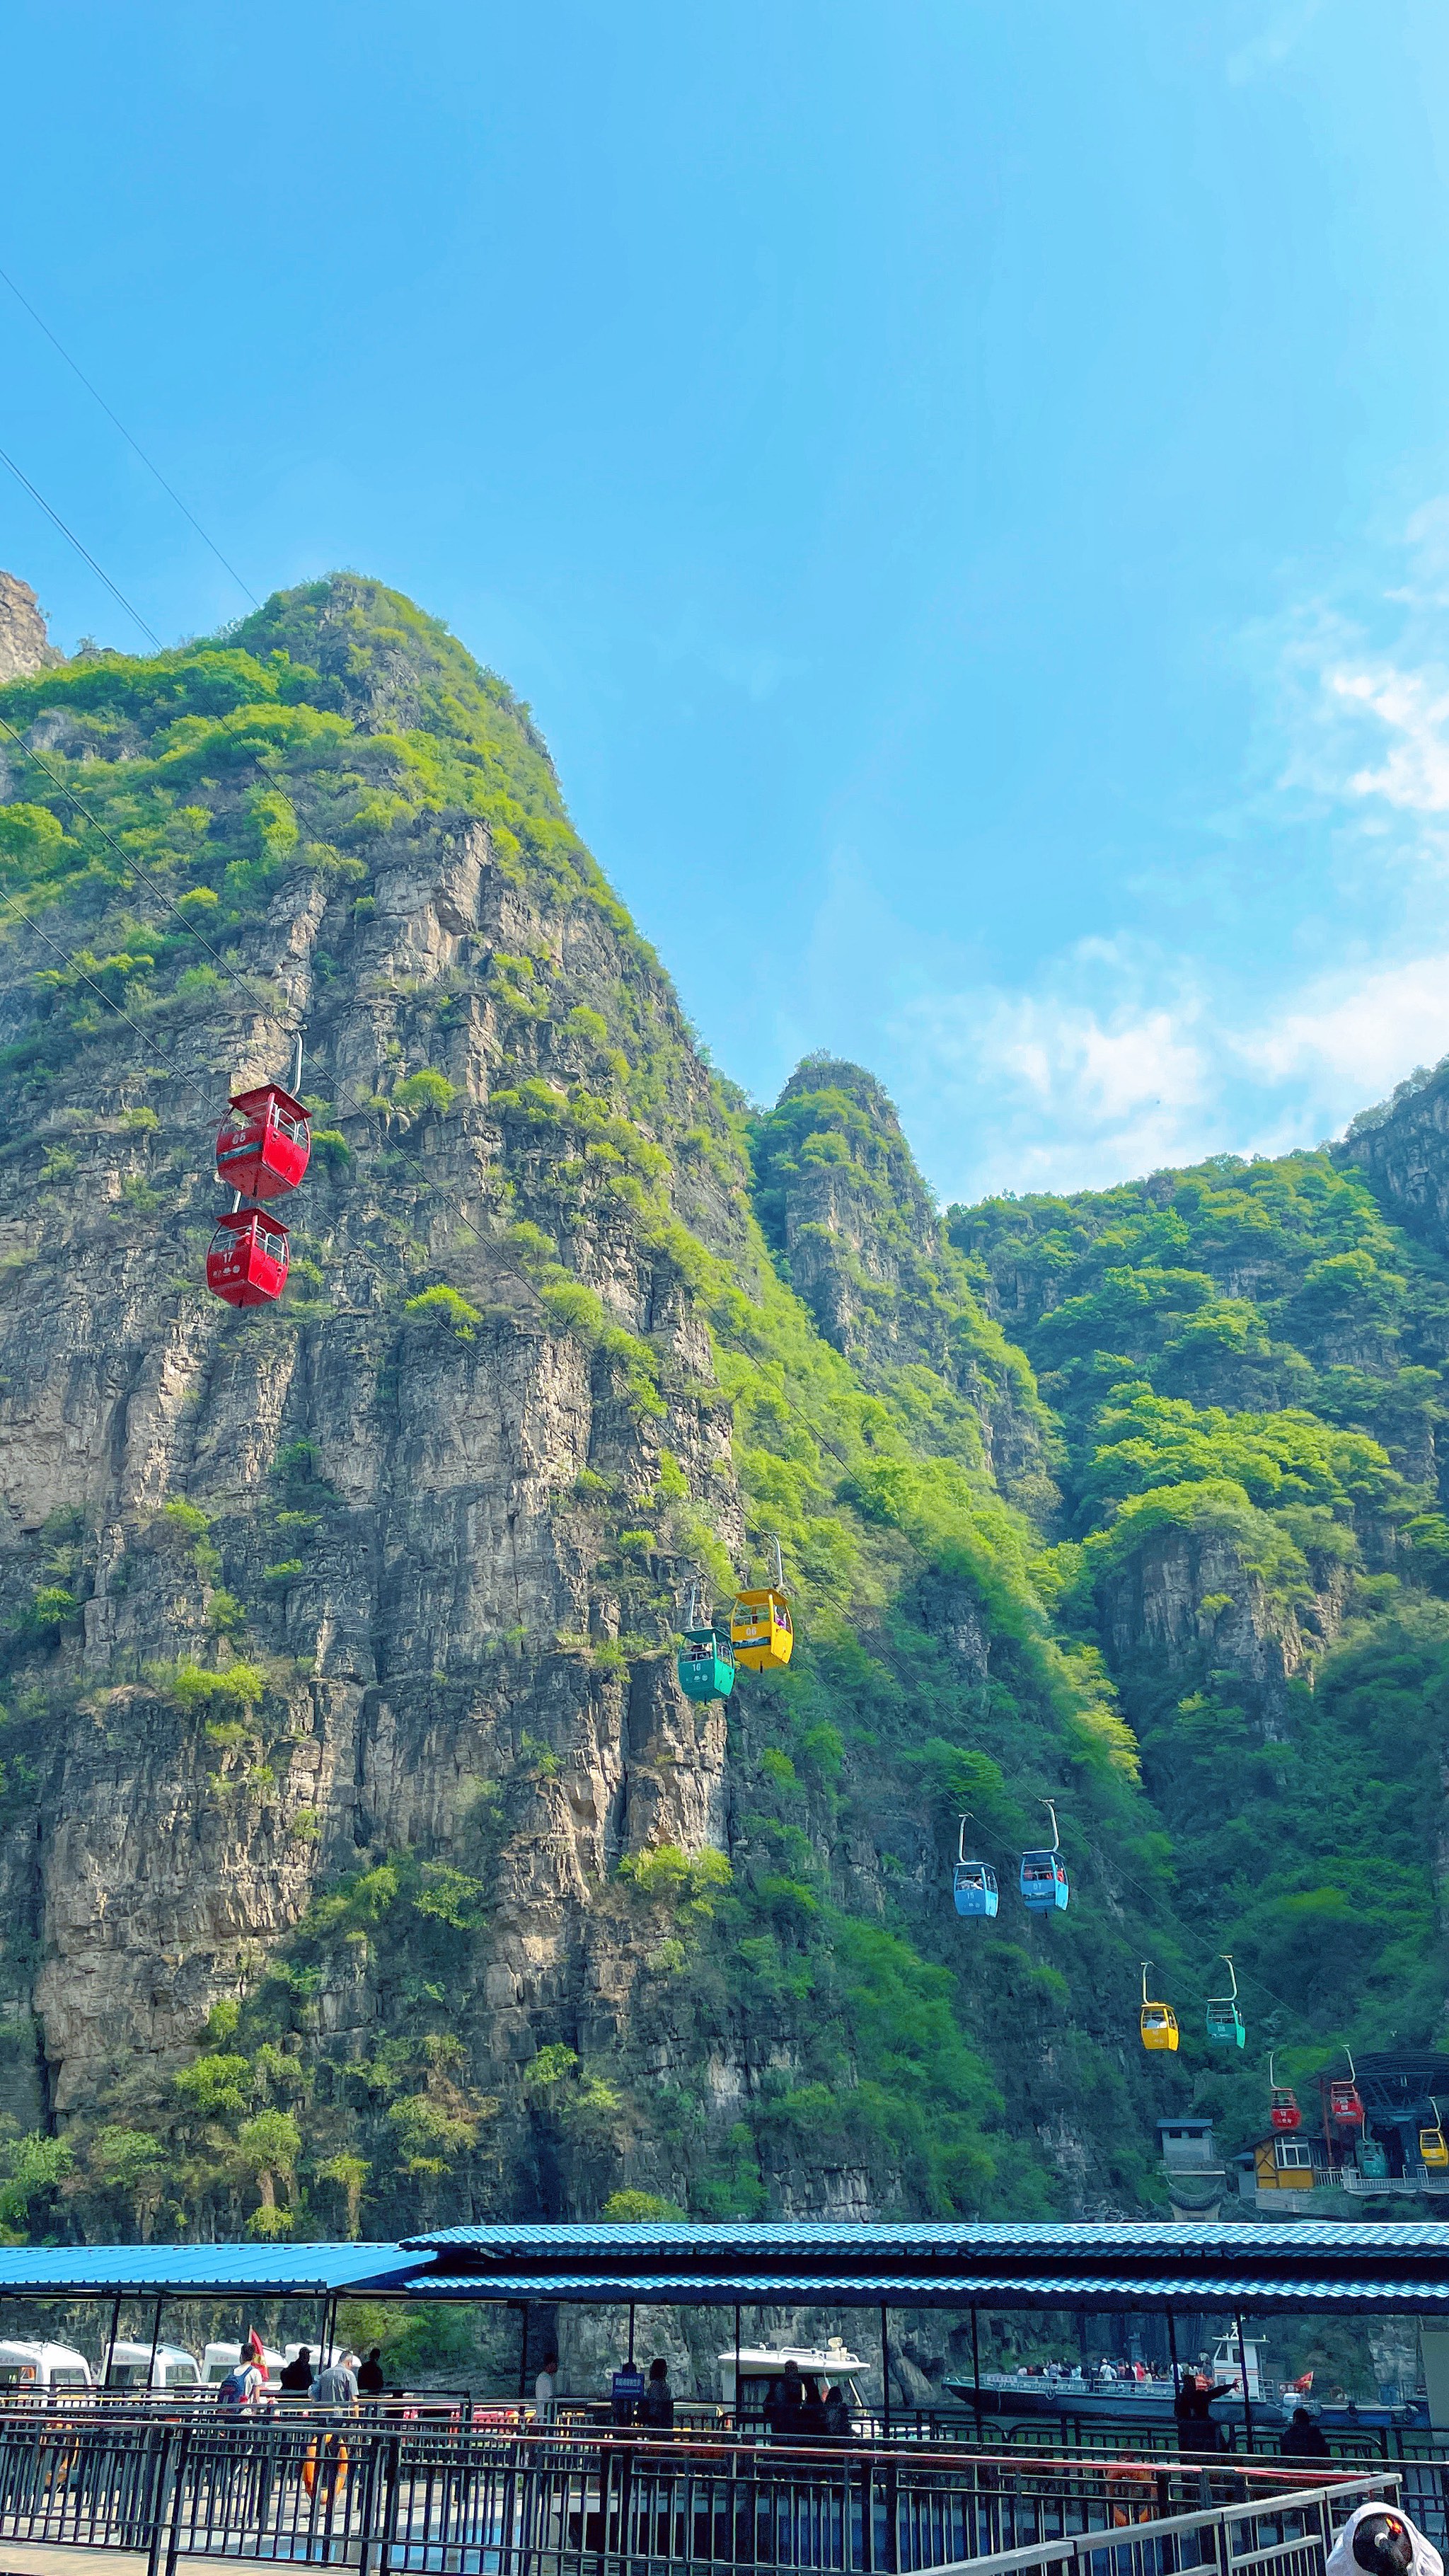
730 1536 794 1674
1140 1960 1179 2052
1422 2098 1449 2169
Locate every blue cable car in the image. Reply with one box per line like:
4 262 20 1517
676 1579 736 1703
1020 1798 1069 1912
677 1628 735 1702
1205 1952 1245 2048
953 1815 998 1919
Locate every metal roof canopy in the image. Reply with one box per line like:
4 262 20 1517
0 2244 426 2301
400 2220 1449 2316
1 2223 1447 2312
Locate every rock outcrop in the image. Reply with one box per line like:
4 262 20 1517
0 573 57 684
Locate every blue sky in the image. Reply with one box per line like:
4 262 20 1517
6 0 1449 1204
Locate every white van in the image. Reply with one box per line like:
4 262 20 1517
105 2342 200 2393
0 2340 93 2393
202 2341 285 2387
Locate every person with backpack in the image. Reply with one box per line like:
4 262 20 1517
217 2331 267 2410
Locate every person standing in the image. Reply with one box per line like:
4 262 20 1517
279 2347 313 2396
357 2347 385 2398
1281 2408 1329 2461
534 2350 558 2423
640 2358 674 2432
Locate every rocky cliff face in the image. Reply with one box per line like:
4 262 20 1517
0 574 57 686
0 576 1185 2252
1341 1062 1449 1260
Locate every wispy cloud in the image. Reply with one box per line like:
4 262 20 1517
888 508 1449 1202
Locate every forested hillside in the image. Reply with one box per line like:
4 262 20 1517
0 571 1443 2264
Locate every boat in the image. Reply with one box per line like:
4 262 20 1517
718 2336 866 2425
946 2336 1268 2430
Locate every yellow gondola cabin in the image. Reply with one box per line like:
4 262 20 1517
1140 1962 1179 2052
730 1588 793 1672
732 1537 794 1672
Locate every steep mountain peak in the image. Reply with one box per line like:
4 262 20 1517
231 573 558 768
749 1056 1058 1516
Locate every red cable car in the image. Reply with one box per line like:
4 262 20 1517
1328 2049 1365 2129
215 1084 311 1200
1269 2051 1301 2133
206 1207 290 1309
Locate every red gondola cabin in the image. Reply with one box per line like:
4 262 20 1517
1270 2088 1302 2133
215 1084 311 1200
1328 2077 1365 2128
206 1208 290 1308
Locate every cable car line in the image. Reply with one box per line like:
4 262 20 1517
1 901 156 1049
0 262 260 609
0 442 161 648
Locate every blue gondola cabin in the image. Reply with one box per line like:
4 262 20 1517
677 1628 736 1702
953 1861 998 1919
1020 1850 1069 1911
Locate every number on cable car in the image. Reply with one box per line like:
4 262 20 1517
1020 1797 1068 1912
953 1816 998 1919
206 1209 290 1309
1269 2053 1301 2133
1140 1962 1179 2052
1204 1953 1245 2049
215 1083 312 1199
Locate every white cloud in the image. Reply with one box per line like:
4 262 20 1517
874 502 1449 1204
891 940 1449 1204
1232 951 1449 1096
1329 666 1449 812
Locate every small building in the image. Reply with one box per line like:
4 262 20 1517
1157 2117 1225 2220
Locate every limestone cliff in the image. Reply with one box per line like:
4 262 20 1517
0 575 57 686
0 576 1180 2248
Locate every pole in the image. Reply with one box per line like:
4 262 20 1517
103 2290 122 2391
146 2294 163 2391
1235 2309 1255 2453
1167 2307 1181 2396
970 2308 982 2442
880 2303 889 2442
628 2304 635 2367
733 2305 741 2432
517 2304 529 2400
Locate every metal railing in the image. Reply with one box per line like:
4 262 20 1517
925 2476 1397 2576
0 2402 1402 2576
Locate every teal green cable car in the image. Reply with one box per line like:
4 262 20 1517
676 1581 736 1703
1205 1952 1246 2049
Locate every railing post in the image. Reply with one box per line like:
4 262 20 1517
142 2422 174 2576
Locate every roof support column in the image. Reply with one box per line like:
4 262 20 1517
1234 2310 1254 2452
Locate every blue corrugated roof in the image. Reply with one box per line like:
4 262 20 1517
0 2244 426 2299
405 2219 1449 2255
417 2268 1449 2313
